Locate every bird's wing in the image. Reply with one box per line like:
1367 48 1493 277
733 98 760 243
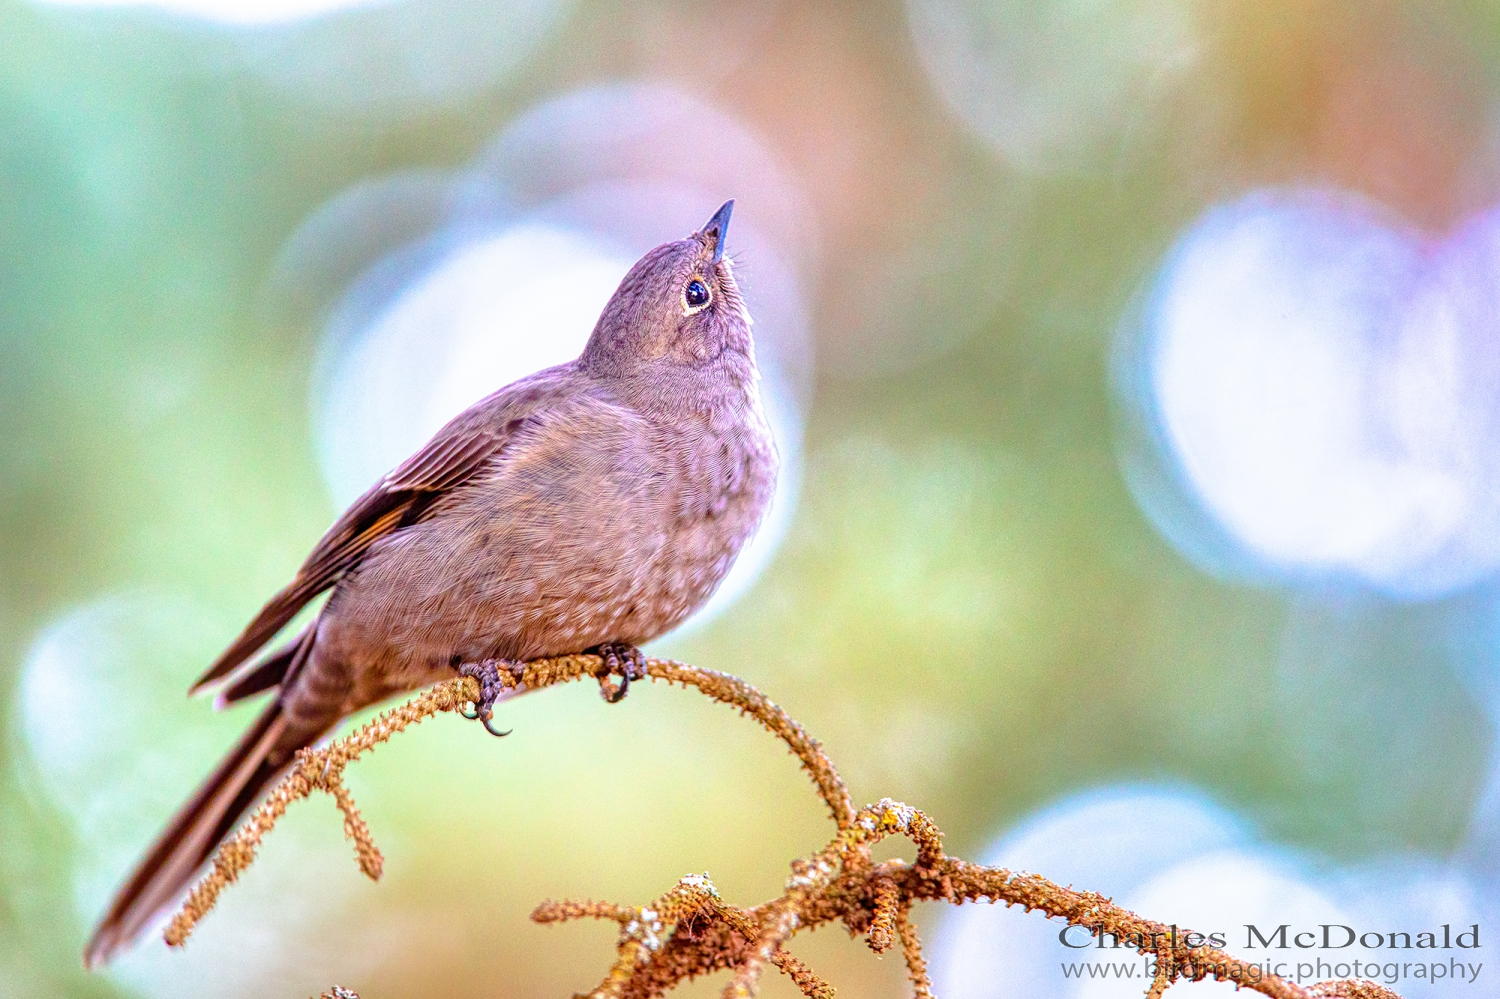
190 376 564 694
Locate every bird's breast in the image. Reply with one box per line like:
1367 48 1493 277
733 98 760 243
636 399 778 626
323 391 777 684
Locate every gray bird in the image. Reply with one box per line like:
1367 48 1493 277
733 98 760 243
85 200 777 968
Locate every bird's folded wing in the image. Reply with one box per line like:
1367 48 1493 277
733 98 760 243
189 385 555 694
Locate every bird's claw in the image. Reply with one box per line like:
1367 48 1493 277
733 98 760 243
457 659 517 737
589 642 648 703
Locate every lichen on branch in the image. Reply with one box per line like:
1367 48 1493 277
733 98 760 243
165 656 1404 999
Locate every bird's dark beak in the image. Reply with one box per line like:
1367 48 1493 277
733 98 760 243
700 199 734 265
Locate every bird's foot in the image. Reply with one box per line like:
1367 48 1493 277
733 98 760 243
457 659 522 737
588 643 648 703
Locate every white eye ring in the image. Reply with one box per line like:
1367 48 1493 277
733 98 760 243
683 276 712 315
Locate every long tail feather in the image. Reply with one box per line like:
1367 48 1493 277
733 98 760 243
189 588 307 694
214 624 314 709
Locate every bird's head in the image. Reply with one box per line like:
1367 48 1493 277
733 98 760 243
580 200 754 380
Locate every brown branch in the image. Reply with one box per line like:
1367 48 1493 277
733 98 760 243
770 949 835 999
866 875 900 954
165 656 1404 999
895 902 934 999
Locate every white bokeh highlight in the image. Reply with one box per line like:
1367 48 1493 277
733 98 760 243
1149 193 1428 577
478 83 819 274
934 784 1495 999
1117 189 1500 597
931 786 1250 999
26 0 379 24
1087 851 1355 999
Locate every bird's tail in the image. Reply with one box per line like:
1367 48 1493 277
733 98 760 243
83 697 298 968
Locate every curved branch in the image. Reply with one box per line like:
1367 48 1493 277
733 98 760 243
162 656 1402 999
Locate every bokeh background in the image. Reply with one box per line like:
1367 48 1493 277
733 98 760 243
3 0 1500 996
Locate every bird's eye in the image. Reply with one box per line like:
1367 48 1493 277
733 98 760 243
684 278 711 311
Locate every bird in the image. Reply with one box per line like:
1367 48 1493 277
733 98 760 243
84 199 778 968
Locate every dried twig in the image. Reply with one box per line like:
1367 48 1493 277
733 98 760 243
166 656 1404 999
